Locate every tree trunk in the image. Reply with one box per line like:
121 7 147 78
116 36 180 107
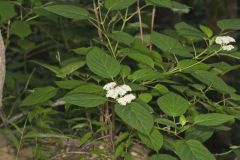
0 30 6 124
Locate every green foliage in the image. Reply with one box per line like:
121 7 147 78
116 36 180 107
62 93 107 108
105 0 137 10
10 21 32 38
146 0 190 13
149 154 177 160
175 22 205 40
217 18 240 31
1 0 240 159
86 47 120 78
44 5 89 20
115 102 154 135
194 113 235 126
151 31 192 57
157 92 189 116
175 140 216 160
138 128 163 151
0 1 16 23
21 87 58 106
192 70 236 94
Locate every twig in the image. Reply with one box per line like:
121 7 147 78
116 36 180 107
93 0 104 42
111 105 115 152
16 113 28 160
149 6 156 52
214 150 232 156
0 112 27 127
137 0 144 43
7 68 36 119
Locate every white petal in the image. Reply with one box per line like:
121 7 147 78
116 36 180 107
117 97 128 106
103 82 117 90
120 84 132 92
222 45 234 51
215 36 235 45
106 88 118 99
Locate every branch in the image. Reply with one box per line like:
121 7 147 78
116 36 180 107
149 6 156 52
137 0 143 43
93 0 104 42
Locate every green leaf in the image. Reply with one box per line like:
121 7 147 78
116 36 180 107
175 140 216 160
139 93 152 103
194 113 235 126
115 132 129 145
151 31 192 57
72 47 93 55
33 60 85 78
0 1 16 23
175 59 209 73
155 118 176 128
120 65 131 79
154 84 169 95
44 5 89 20
127 52 154 68
128 83 147 91
138 128 163 151
115 102 154 135
59 60 85 77
86 48 120 78
115 143 125 158
105 0 137 10
67 84 103 94
157 92 189 116
175 22 205 40
21 87 58 106
135 99 154 113
192 70 236 94
10 21 31 38
185 126 213 142
32 60 60 76
199 25 213 38
80 132 92 145
109 31 134 46
128 68 165 82
146 0 189 13
217 18 240 31
55 80 84 89
211 62 240 75
149 154 177 160
62 93 107 108
2 129 20 149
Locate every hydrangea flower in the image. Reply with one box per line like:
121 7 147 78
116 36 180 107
117 94 136 106
222 45 234 51
215 36 235 45
103 82 135 106
103 82 117 91
114 85 132 96
106 88 119 99
215 36 235 51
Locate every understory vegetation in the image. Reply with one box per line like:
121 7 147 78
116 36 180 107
0 0 240 160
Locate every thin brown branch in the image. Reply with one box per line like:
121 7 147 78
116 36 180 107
137 0 144 43
93 0 104 42
0 112 27 128
111 105 115 152
149 6 156 52
0 30 7 127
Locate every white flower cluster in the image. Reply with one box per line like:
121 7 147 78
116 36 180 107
103 82 136 106
215 36 235 51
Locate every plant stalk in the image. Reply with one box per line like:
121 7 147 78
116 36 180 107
137 0 144 43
